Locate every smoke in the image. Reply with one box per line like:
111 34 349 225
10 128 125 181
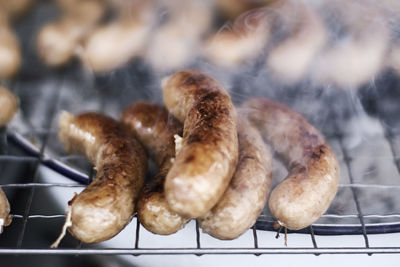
8 0 400 156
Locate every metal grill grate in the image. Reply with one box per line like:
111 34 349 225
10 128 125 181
0 2 399 263
1 71 400 257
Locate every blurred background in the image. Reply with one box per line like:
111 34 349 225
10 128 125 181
1 0 400 266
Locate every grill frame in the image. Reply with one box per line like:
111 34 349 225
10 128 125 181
0 0 399 260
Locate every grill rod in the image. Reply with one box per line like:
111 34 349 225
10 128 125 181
0 247 399 255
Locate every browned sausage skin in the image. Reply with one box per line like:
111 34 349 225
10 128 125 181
198 114 272 239
0 86 18 127
55 111 147 244
0 86 18 233
121 101 188 235
162 70 238 218
37 0 106 67
0 189 12 234
204 7 270 68
243 98 339 230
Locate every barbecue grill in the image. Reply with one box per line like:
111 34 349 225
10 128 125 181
1 1 400 266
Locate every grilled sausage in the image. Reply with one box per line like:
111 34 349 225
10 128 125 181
215 0 269 19
0 86 18 127
0 13 21 79
243 98 339 230
81 0 155 73
56 111 147 243
266 0 326 83
198 114 272 239
0 0 33 79
0 0 33 20
162 70 238 218
37 0 105 67
144 0 212 72
0 86 18 233
121 101 188 235
0 187 12 234
204 7 270 68
311 0 388 88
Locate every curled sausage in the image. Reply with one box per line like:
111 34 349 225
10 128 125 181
53 111 147 245
121 101 188 235
198 114 272 240
162 70 238 218
243 98 339 230
0 86 18 127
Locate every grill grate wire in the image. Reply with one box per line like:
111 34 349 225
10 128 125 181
1 119 400 255
336 131 370 249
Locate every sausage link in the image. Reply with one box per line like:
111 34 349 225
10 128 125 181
204 7 270 68
266 1 326 83
0 86 18 127
144 0 212 71
311 0 388 88
198 114 272 239
57 111 147 243
121 101 188 235
37 0 106 67
0 188 12 234
0 86 17 232
162 70 238 218
243 98 339 230
0 86 17 233
81 0 155 73
0 0 33 20
0 16 21 79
